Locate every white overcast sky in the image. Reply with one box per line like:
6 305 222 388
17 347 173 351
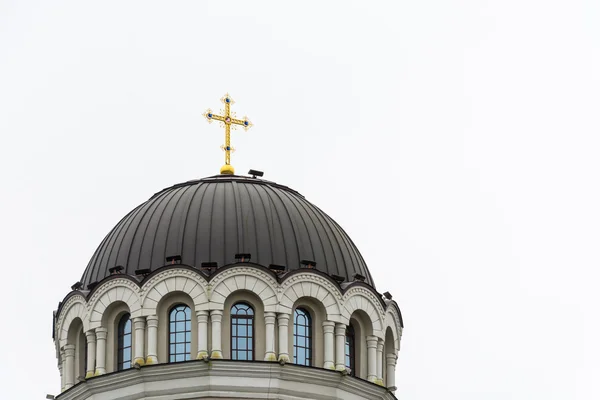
1 1 599 399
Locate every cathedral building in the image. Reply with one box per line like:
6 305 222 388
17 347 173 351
52 95 403 399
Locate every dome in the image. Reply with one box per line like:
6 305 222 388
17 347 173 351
81 174 374 287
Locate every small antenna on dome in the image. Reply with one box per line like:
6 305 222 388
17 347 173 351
200 262 218 271
109 265 124 275
235 253 251 262
248 169 264 178
134 268 151 277
268 264 286 274
166 255 182 265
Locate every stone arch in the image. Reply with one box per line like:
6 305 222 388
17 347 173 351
209 267 278 312
156 290 198 363
342 288 384 337
88 279 142 329
288 296 328 367
279 274 342 319
141 268 208 315
57 295 87 348
383 308 402 353
223 290 266 360
66 318 86 380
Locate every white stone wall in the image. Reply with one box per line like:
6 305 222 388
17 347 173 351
54 265 402 397
56 361 396 400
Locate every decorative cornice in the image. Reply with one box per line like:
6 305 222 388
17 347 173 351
56 360 397 400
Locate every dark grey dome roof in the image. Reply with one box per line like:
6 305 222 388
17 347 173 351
81 174 374 287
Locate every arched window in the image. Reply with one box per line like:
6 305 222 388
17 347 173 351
169 305 191 362
231 302 254 360
345 324 355 375
117 313 132 371
293 308 312 366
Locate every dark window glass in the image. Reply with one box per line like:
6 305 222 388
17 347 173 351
345 324 355 375
117 314 132 371
293 308 312 366
169 305 192 362
231 302 254 361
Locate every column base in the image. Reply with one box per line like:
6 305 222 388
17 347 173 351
196 351 209 360
134 357 146 366
210 350 223 359
278 354 290 363
264 352 277 361
85 371 94 379
94 368 106 376
145 355 158 365
335 364 346 371
323 361 335 370
375 379 384 386
368 376 377 383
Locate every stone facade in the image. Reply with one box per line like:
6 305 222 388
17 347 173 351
54 264 402 399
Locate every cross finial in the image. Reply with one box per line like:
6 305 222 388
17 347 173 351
203 93 252 175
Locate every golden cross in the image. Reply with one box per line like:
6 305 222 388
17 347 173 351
203 93 252 175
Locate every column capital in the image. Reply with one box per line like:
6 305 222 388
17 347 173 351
322 320 335 332
196 309 209 317
376 339 384 351
277 312 290 322
146 315 159 328
63 344 76 356
386 353 398 364
366 335 379 347
264 311 277 319
95 326 108 339
210 309 223 322
334 322 346 336
85 329 96 342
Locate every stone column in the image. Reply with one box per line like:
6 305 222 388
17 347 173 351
334 323 346 371
63 344 76 389
277 313 290 363
376 338 384 385
322 321 335 369
85 330 96 378
133 316 146 366
59 347 65 392
386 353 397 391
146 315 159 364
366 335 378 382
94 327 108 376
264 312 277 361
196 310 209 359
210 310 223 359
